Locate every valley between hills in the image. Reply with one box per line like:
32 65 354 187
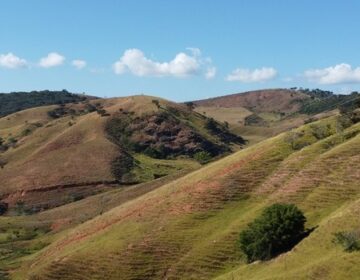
0 88 359 279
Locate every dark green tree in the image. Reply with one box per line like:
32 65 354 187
152 99 160 109
0 202 8 215
239 203 306 262
184 101 195 110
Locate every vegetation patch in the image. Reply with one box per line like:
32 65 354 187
204 117 246 144
297 88 360 115
0 90 93 117
110 151 136 183
333 230 360 252
244 113 268 126
104 104 244 182
193 151 212 164
106 110 228 159
239 203 309 262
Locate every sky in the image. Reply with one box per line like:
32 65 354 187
1 0 360 101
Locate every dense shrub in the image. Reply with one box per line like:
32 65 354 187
0 202 8 215
184 101 195 110
152 99 160 108
244 114 267 126
310 123 333 140
205 117 217 130
205 117 246 145
0 158 7 169
47 105 68 119
96 108 110 117
110 152 135 183
193 151 212 164
333 231 360 252
298 90 360 115
239 203 307 262
0 137 8 152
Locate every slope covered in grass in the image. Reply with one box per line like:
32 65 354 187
0 95 242 214
193 88 357 145
13 112 359 280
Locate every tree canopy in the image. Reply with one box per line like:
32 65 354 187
239 203 306 262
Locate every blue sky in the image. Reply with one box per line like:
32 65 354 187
1 0 360 101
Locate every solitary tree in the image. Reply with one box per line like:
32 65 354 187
152 99 160 109
184 101 195 110
0 157 7 169
0 202 8 215
239 203 306 262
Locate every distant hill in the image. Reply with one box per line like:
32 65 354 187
193 88 309 113
192 88 360 144
0 90 95 117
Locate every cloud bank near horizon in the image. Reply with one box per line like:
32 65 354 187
113 48 215 79
304 63 360 85
1 50 360 89
226 67 277 83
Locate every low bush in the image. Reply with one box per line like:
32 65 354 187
193 151 212 164
239 203 307 262
0 202 8 215
333 231 360 252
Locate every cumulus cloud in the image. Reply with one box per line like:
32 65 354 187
205 66 216 79
39 52 65 68
72 59 87 69
226 67 277 82
0 53 27 69
113 48 214 78
304 63 360 84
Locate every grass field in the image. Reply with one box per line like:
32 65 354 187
7 113 359 280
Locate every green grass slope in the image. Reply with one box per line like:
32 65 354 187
12 113 359 280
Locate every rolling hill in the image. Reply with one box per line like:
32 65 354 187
5 101 359 280
193 88 360 144
0 95 244 215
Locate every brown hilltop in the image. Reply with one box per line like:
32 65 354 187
193 88 309 113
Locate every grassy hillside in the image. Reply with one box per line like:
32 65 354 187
0 95 242 214
10 109 359 280
193 88 359 145
193 89 309 113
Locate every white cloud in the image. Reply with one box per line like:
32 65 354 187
72 59 87 69
0 53 27 69
113 48 213 78
304 63 360 84
226 67 277 82
186 47 202 57
39 52 65 68
205 66 216 79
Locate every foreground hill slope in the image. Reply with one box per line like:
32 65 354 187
15 110 360 279
0 95 243 213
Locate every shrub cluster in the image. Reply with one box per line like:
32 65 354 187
0 90 90 117
333 231 360 252
239 203 307 262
